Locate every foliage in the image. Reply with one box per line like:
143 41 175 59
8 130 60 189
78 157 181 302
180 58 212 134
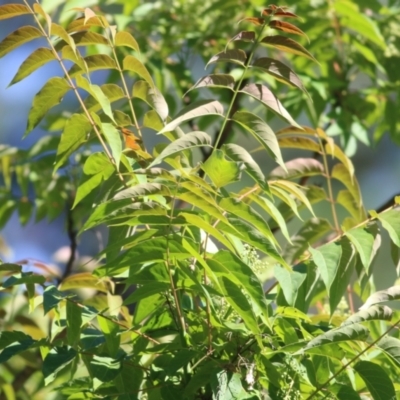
0 1 400 400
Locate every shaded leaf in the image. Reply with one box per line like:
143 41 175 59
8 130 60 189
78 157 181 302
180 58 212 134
9 47 56 86
100 122 122 168
252 57 305 91
66 301 82 347
43 286 68 314
43 347 77 386
0 26 42 59
189 74 235 92
299 323 369 353
227 31 255 46
232 111 285 169
222 143 267 191
150 131 211 167
376 336 400 367
2 272 45 288
25 77 71 134
158 100 224 134
68 54 117 76
206 49 247 68
275 263 307 305
240 84 300 127
261 35 317 62
132 80 168 121
341 305 392 327
354 361 395 400
123 55 154 87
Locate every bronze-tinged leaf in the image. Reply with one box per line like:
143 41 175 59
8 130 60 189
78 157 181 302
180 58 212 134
240 83 300 127
227 31 255 47
0 26 42 59
252 57 305 91
188 74 235 92
261 35 317 62
206 49 247 68
240 17 265 26
0 4 30 20
269 20 308 41
262 7 298 18
66 16 106 33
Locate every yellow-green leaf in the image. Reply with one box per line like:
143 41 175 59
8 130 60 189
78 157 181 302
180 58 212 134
0 26 42 59
115 31 139 52
0 4 30 20
123 55 154 87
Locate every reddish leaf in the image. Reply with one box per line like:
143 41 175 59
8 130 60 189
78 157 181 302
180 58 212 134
262 7 298 18
189 74 235 92
261 35 317 62
269 20 308 41
227 31 255 47
240 17 265 26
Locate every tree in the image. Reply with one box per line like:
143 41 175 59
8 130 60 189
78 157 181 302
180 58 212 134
0 1 400 399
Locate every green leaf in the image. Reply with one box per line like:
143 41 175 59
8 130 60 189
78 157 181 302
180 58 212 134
274 317 298 344
252 57 305 91
328 384 362 400
2 272 45 288
0 263 22 273
51 23 76 53
332 163 362 207
69 31 108 46
85 83 125 112
115 31 140 52
376 336 400 367
354 361 395 400
123 55 154 87
150 131 212 167
76 75 114 122
9 47 56 86
374 209 400 247
222 143 268 191
202 149 241 188
132 80 168 121
100 122 122 168
43 347 77 386
299 323 369 353
25 77 71 134
43 285 68 314
345 222 379 273
334 1 385 49
159 100 224 134
89 355 121 382
232 111 285 169
189 74 235 92
211 371 247 400
275 264 307 306
123 281 170 305
68 54 117 75
0 26 42 59
206 49 247 68
0 4 30 20
240 84 300 127
261 35 317 62
114 183 170 200
269 158 324 180
284 218 332 264
360 285 400 310
341 305 392 327
97 315 120 357
66 301 82 347
0 333 35 363
54 113 91 172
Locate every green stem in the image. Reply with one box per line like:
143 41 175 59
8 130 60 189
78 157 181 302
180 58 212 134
306 317 400 399
213 23 267 150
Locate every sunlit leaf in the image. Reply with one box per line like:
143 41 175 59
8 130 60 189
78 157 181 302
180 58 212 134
115 30 139 52
54 113 91 172
0 26 42 59
59 273 111 293
269 20 308 40
43 347 77 386
69 54 117 76
100 122 122 168
275 264 307 305
9 48 56 86
25 77 71 134
0 4 30 20
261 35 317 62
373 209 400 247
360 285 400 310
97 316 120 357
269 158 324 180
158 100 224 134
150 131 211 167
240 84 300 127
123 55 154 87
341 305 392 327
